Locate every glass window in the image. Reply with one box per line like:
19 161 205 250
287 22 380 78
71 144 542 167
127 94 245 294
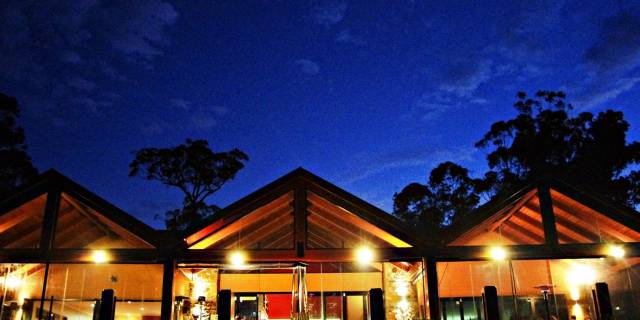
437 260 514 320
44 264 163 320
175 262 395 320
0 263 45 320
0 194 46 248
382 262 427 320
54 193 153 249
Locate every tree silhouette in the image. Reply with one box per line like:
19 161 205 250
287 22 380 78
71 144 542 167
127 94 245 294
0 93 38 197
129 139 248 230
394 91 640 231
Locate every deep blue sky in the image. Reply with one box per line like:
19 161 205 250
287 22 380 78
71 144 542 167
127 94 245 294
2 1 640 229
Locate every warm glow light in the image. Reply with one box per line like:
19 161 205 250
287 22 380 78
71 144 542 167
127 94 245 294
5 275 21 289
397 299 410 311
355 246 374 264
566 264 596 286
91 250 109 263
228 250 246 267
608 245 625 258
569 287 580 301
489 246 507 260
571 303 584 320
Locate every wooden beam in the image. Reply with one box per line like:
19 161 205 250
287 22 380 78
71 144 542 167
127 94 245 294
524 203 600 243
40 188 61 252
501 220 545 244
179 247 421 263
293 186 307 257
537 184 559 246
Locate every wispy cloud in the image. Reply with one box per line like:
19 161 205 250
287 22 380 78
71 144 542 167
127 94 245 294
584 11 640 74
0 0 178 118
335 29 365 45
342 146 477 184
312 2 347 27
438 59 492 98
294 59 320 75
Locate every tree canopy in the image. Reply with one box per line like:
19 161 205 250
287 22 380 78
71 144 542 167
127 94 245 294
129 139 249 230
394 91 640 233
0 93 38 197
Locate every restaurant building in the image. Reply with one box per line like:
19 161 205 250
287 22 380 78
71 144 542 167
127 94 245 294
1 168 639 320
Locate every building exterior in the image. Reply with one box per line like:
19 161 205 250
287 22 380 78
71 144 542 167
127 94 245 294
1 168 639 320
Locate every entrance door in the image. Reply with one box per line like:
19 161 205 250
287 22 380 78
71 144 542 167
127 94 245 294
343 293 368 320
235 294 259 320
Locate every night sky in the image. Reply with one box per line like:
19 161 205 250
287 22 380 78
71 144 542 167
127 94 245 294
2 1 640 229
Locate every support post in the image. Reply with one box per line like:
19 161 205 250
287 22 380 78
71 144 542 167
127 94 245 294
425 258 440 320
98 289 116 320
160 258 176 320
537 183 559 246
294 186 307 257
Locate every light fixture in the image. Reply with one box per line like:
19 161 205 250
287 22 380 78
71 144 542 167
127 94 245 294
489 246 507 261
228 250 246 267
607 245 625 259
5 275 21 289
566 264 596 286
355 246 374 265
91 250 109 263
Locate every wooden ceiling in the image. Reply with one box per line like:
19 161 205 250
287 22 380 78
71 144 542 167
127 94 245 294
53 193 153 249
0 194 46 249
190 191 412 250
306 192 411 248
450 188 640 246
196 192 295 250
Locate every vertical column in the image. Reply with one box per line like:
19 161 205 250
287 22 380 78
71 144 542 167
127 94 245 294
294 186 307 257
425 258 440 320
40 187 61 253
160 258 176 320
39 186 61 320
537 183 559 246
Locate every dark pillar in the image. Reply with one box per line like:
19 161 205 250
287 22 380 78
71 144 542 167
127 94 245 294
98 289 116 320
483 286 499 320
369 288 384 320
426 258 440 320
595 282 613 320
160 258 176 320
218 290 232 320
537 184 559 246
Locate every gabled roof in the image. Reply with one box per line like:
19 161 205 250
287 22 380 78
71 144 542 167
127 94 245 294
0 169 162 248
446 178 640 245
183 167 424 249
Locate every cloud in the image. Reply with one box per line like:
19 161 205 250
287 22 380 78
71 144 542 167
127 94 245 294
294 59 320 75
335 29 365 45
584 11 640 74
577 77 640 109
190 113 218 129
438 59 492 98
343 146 477 184
67 77 96 92
95 0 178 60
313 2 347 27
0 0 178 117
171 98 191 110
